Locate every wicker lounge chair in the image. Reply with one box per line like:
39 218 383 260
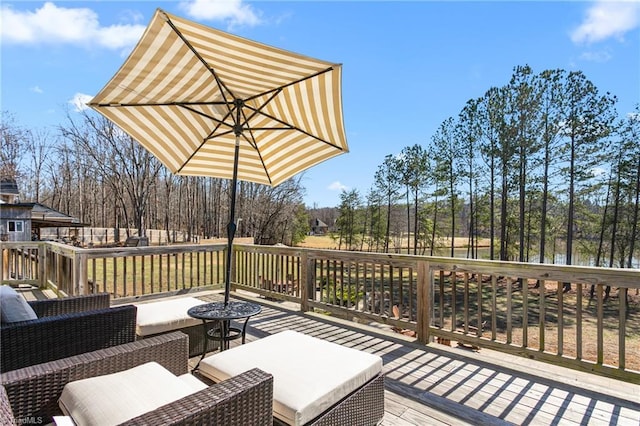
1 332 273 425
1 292 137 372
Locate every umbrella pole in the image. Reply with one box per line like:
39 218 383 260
225 136 240 306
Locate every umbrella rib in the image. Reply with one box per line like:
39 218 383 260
241 66 345 150
161 11 245 149
92 101 231 108
245 105 345 150
244 66 336 104
242 88 281 127
188 101 258 150
239 89 281 149
180 104 234 130
175 107 235 174
239 114 273 185
161 10 239 102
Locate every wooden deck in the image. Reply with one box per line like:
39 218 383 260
188 291 640 426
24 288 640 425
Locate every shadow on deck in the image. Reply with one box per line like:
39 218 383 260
23 287 640 426
193 291 640 426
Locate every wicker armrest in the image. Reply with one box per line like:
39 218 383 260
28 293 110 317
0 385 14 424
128 368 274 426
1 332 189 424
0 304 137 372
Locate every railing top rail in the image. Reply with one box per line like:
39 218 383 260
4 241 228 259
234 244 640 289
234 244 304 256
425 257 640 288
1 241 45 249
77 243 227 259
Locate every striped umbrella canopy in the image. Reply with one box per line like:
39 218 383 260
89 9 348 304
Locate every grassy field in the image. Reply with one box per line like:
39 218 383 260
297 235 489 251
202 235 486 251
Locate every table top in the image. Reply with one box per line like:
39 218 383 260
187 301 262 321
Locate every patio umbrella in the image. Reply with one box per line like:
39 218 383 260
89 9 348 305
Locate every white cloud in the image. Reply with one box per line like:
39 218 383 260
180 0 261 28
30 86 43 94
117 9 145 25
571 1 640 44
69 93 93 112
0 2 145 50
328 181 348 192
579 49 613 62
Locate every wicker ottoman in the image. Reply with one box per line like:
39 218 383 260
199 330 384 426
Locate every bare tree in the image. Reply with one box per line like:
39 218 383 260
23 129 55 203
243 177 306 245
0 111 26 182
60 113 163 236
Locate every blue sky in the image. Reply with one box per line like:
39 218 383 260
2 1 639 208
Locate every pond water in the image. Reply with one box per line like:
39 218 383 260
428 247 639 268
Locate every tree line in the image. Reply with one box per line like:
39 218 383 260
2 64 638 268
1 112 310 246
334 65 639 270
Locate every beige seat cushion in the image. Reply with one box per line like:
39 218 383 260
134 297 205 336
177 372 209 391
199 330 382 426
59 361 206 426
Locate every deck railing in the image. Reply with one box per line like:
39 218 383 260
232 244 640 384
2 241 638 383
1 241 227 297
1 241 44 288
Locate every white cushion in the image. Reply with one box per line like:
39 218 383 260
59 362 206 426
134 297 205 336
199 330 382 426
178 373 209 392
0 285 38 323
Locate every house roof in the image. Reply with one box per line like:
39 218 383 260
313 218 329 227
1 202 86 228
